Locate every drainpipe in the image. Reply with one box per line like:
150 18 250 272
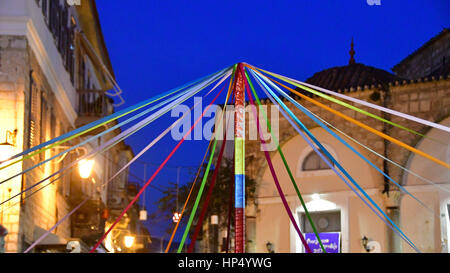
380 83 401 253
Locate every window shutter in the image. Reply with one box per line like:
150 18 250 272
28 77 41 151
39 94 47 162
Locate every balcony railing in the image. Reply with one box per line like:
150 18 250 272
77 89 110 117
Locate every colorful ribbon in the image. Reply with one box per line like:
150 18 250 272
90 75 230 253
255 66 450 134
21 74 233 252
176 69 235 253
244 68 327 252
244 67 312 253
250 69 420 252
164 67 238 252
0 66 231 171
2 70 231 207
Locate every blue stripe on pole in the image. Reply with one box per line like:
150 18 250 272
235 174 245 208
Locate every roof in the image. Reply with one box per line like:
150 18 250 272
392 28 449 72
427 60 450 78
75 0 115 86
303 63 403 92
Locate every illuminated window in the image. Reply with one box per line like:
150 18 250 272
302 150 333 171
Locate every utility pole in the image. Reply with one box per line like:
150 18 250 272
176 166 180 212
160 236 164 253
143 163 147 210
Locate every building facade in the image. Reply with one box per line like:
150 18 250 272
0 0 139 253
244 29 450 253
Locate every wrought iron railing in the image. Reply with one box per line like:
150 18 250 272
77 89 111 117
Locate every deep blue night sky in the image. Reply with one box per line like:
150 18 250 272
94 0 449 243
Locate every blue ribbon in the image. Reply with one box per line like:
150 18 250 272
250 69 419 252
3 66 232 163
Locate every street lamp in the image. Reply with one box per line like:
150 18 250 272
266 242 274 253
124 235 135 249
172 212 181 223
361 236 370 252
78 159 94 179
139 210 147 221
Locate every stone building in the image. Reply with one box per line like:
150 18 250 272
0 0 138 253
392 29 449 80
243 29 450 253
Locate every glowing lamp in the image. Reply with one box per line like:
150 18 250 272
172 212 181 223
78 159 94 179
139 209 148 221
312 193 320 201
124 235 135 248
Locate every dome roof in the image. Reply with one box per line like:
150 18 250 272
299 39 404 92
304 63 403 92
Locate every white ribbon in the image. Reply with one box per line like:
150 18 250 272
266 70 450 133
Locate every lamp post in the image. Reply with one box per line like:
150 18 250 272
171 167 181 224
139 163 148 221
176 167 180 215
160 236 165 253
210 215 219 253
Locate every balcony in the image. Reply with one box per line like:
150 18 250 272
75 89 114 129
71 199 107 245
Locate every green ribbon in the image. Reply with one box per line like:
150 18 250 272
245 70 327 253
263 70 431 140
177 65 236 253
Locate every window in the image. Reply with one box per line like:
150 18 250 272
299 210 341 233
302 150 333 171
42 1 75 82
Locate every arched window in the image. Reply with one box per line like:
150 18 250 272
302 150 333 171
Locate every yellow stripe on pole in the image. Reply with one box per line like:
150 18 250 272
235 137 245 175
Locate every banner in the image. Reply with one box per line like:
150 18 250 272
305 232 340 253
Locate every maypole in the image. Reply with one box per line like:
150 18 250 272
234 63 246 253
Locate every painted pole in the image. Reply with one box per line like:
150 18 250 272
234 63 245 253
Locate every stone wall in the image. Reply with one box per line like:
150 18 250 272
0 35 28 253
0 35 74 252
243 76 449 253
